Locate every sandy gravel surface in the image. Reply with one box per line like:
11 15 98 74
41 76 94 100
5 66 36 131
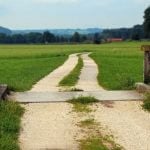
76 53 104 91
20 103 79 150
92 101 150 150
31 53 78 92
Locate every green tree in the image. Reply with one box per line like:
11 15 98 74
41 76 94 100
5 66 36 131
43 31 56 43
131 25 144 40
72 32 81 43
143 6 150 38
93 33 101 44
12 34 26 43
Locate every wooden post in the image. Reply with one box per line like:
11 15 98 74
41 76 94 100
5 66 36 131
141 45 150 84
0 84 8 100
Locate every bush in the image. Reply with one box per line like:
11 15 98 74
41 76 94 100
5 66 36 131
117 75 135 90
142 93 150 112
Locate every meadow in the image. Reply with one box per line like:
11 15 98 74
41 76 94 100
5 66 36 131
0 101 24 149
0 41 149 91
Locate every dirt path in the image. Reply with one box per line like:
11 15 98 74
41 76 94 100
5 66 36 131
76 53 104 91
18 53 149 150
93 101 150 150
31 53 78 92
20 103 79 150
19 54 80 149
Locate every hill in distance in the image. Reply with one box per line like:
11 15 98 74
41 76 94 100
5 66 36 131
0 26 103 35
0 26 12 35
12 28 103 35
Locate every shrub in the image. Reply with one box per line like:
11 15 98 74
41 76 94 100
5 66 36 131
142 93 150 112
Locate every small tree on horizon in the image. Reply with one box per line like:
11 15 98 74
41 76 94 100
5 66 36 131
72 32 81 43
43 31 55 44
93 33 101 44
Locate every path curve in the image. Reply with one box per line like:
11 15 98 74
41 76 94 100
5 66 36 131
31 53 78 92
76 53 104 91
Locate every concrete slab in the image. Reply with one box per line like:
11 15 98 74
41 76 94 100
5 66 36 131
76 53 104 91
13 91 143 103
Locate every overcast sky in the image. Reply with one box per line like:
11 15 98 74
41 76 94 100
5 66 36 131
0 0 150 29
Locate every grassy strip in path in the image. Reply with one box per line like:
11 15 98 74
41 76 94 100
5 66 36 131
68 96 122 150
80 135 122 150
0 101 24 150
59 55 83 87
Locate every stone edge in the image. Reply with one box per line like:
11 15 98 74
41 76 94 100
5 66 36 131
135 82 150 93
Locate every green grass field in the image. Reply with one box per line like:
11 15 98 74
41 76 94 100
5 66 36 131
90 42 144 90
0 101 24 150
0 42 149 91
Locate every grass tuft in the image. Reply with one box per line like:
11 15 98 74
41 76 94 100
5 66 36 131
68 96 98 113
142 93 150 112
80 136 122 150
79 119 96 127
68 96 99 104
117 75 135 90
72 103 92 113
59 56 83 86
0 101 24 150
80 137 109 150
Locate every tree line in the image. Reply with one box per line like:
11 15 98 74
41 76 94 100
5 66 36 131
0 31 98 44
0 25 147 44
0 6 150 44
102 25 145 40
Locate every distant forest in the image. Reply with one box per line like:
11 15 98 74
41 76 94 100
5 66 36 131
0 24 148 44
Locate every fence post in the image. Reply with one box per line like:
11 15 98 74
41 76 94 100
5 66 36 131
141 45 150 84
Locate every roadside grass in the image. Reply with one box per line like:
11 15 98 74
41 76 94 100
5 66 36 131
59 56 83 86
68 96 99 113
0 42 147 91
142 93 150 112
0 45 84 91
0 56 67 91
0 101 24 150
